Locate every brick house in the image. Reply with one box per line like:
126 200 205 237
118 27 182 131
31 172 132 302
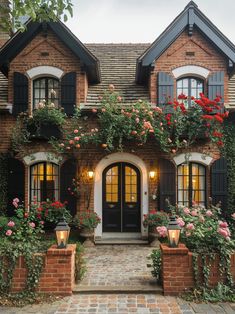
0 1 234 240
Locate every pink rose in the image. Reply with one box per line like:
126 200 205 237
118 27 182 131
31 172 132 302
74 129 79 134
219 221 228 228
186 223 195 230
60 143 65 147
74 137 80 141
186 231 191 237
92 108 97 113
143 121 152 130
191 210 198 217
69 140 74 145
7 221 15 227
156 226 168 238
135 118 140 123
218 228 228 238
109 84 115 91
6 230 12 236
206 210 213 217
183 207 190 215
131 130 137 135
40 221 44 225
117 96 122 102
177 218 185 227
29 222 35 228
171 149 176 154
13 198 19 203
101 108 106 112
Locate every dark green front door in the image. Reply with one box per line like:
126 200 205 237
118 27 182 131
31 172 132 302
102 162 141 232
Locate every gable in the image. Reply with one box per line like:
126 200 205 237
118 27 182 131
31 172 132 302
136 1 235 83
0 20 100 83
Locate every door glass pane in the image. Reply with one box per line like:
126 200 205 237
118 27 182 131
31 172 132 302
105 166 118 203
125 166 137 202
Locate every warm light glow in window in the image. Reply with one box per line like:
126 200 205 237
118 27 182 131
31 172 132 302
178 163 206 206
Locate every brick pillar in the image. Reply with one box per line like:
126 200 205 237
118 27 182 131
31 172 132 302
160 243 194 295
0 0 10 47
39 244 76 295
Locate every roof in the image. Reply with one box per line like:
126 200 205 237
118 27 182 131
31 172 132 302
0 20 100 83
83 43 150 107
136 1 235 83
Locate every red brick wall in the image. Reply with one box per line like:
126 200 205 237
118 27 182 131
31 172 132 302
11 244 76 295
160 244 235 296
8 29 87 109
150 29 228 104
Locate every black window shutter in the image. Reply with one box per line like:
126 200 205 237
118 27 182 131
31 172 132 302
13 72 28 115
208 71 224 113
7 158 25 216
61 72 76 116
211 157 227 210
60 159 77 217
158 72 174 113
159 158 176 211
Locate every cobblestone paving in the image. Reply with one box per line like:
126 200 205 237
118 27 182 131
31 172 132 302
1 295 235 313
79 245 155 287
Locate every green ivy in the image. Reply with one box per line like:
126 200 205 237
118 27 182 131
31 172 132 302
0 154 8 215
222 122 235 226
148 249 162 282
74 242 86 283
0 240 44 298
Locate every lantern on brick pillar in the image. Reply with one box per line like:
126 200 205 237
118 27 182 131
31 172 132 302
54 218 70 249
167 216 181 248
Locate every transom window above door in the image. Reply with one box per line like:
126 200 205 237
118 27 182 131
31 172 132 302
33 77 59 109
177 77 204 107
177 162 206 207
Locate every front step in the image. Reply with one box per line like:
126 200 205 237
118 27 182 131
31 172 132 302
95 239 149 245
73 285 163 294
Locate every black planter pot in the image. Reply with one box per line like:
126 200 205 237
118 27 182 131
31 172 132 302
27 123 62 140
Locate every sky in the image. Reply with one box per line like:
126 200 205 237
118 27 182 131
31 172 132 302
65 0 235 44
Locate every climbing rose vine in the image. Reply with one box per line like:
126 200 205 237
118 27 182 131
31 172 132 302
52 86 228 154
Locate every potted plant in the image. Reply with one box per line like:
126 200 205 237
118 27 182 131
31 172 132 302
74 210 101 247
143 210 169 247
39 200 72 229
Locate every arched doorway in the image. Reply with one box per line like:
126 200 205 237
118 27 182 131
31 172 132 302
94 152 148 238
102 162 141 232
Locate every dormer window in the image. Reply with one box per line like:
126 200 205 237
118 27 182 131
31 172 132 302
176 77 204 107
33 77 59 109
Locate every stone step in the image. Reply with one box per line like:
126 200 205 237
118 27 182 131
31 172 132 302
73 285 163 294
95 239 149 245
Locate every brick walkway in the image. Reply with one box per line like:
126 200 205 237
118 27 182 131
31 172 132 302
76 245 157 291
1 295 235 313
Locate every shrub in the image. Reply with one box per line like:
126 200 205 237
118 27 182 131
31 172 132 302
74 210 101 230
143 210 169 231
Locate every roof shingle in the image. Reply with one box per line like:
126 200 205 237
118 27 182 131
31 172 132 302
84 43 150 107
